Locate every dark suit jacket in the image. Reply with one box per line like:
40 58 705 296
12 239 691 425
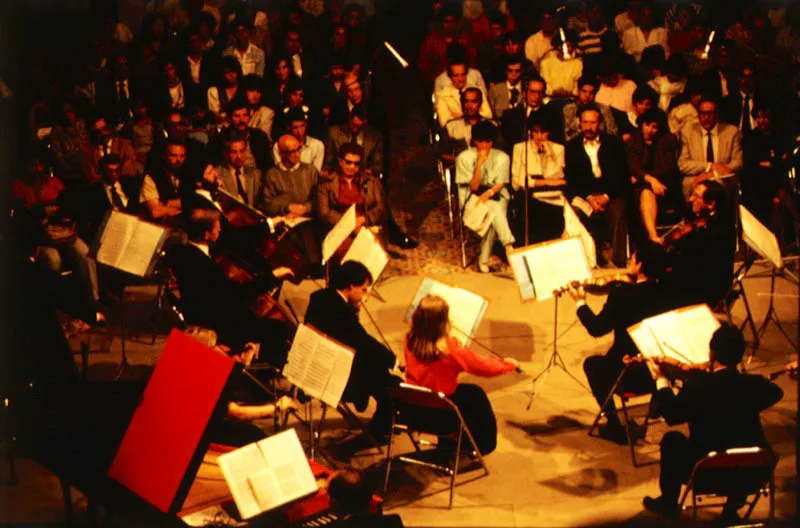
304 288 396 409
721 91 758 132
564 134 630 200
626 132 681 192
168 243 278 349
178 53 218 109
324 123 383 175
500 104 556 153
95 76 142 124
59 180 140 243
655 367 783 456
209 127 272 174
577 280 680 363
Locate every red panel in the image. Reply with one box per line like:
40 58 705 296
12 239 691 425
108 329 234 513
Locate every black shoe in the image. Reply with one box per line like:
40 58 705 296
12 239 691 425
598 423 629 445
643 496 679 519
391 234 419 249
715 509 743 527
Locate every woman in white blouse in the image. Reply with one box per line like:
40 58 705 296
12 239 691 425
511 112 566 243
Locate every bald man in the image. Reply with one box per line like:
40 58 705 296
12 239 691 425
262 134 323 264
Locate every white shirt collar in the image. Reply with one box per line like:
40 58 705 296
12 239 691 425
583 136 601 146
189 241 210 257
278 161 301 172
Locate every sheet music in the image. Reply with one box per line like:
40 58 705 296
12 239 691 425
406 278 488 345
563 201 597 268
117 220 166 276
218 429 316 520
342 228 388 285
96 210 137 268
739 205 782 269
520 237 591 301
628 305 720 365
508 249 536 301
282 324 354 407
283 216 312 229
322 205 357 264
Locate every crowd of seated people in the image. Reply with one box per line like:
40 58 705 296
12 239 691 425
428 0 797 270
4 1 799 522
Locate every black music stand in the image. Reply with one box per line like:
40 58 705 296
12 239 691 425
526 291 589 409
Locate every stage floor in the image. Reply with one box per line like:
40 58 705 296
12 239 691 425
2 262 797 527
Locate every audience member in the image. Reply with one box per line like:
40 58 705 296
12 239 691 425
272 107 325 171
487 54 524 119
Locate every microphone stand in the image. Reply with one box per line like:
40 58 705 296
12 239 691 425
522 78 530 246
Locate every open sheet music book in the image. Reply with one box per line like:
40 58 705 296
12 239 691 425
321 204 357 264
342 227 388 285
284 216 312 229
282 324 354 408
739 205 782 270
628 304 721 366
406 278 489 345
508 237 592 302
563 200 597 269
217 429 317 520
95 210 168 277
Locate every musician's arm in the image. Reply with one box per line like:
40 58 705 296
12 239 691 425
575 301 616 337
449 338 517 377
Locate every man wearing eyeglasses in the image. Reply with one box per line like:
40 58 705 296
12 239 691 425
488 54 524 119
500 74 555 153
317 142 386 239
677 96 742 199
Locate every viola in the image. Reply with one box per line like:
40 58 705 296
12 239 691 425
768 361 798 381
662 216 708 248
555 273 635 296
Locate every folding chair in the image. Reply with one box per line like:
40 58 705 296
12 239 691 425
383 383 489 509
679 447 778 526
587 365 658 467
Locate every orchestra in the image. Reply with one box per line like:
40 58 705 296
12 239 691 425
4 2 798 527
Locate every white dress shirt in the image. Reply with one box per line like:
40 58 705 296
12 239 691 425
104 181 129 209
583 137 602 178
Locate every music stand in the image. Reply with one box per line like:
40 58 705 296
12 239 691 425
526 291 589 409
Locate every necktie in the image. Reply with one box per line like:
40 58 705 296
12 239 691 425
235 168 247 202
110 183 125 210
741 95 751 134
706 131 714 163
510 87 519 107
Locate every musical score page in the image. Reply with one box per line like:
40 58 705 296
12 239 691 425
218 429 316 520
406 278 488 345
740 205 782 269
118 220 167 276
321 205 357 264
628 304 720 365
96 210 137 268
282 324 354 408
513 237 591 301
342 228 388 285
508 249 535 302
563 201 597 269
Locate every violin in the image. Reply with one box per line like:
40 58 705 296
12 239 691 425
768 361 798 381
661 216 708 247
556 273 635 296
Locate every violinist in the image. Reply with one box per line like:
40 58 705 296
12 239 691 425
169 208 295 367
567 243 682 445
643 324 783 523
664 179 736 308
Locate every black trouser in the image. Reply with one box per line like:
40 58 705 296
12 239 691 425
583 355 654 426
449 383 500 455
512 194 565 245
576 197 628 267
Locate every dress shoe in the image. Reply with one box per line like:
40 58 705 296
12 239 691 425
478 262 490 273
597 422 628 445
643 496 680 519
391 234 419 249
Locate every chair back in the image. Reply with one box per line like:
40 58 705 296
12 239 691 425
689 447 778 498
390 383 463 437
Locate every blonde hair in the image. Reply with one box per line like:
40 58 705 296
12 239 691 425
406 295 450 362
184 326 218 347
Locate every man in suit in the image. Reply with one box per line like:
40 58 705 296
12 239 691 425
216 131 264 210
304 261 400 438
95 51 140 126
721 65 757 138
85 115 139 184
179 25 217 110
212 98 272 174
169 208 294 365
325 104 383 176
643 324 783 522
488 54 524 120
568 244 681 445
677 96 743 199
500 74 555 153
61 154 139 243
435 60 493 128
561 75 618 144
564 105 630 267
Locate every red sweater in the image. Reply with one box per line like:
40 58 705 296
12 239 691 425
404 337 515 395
